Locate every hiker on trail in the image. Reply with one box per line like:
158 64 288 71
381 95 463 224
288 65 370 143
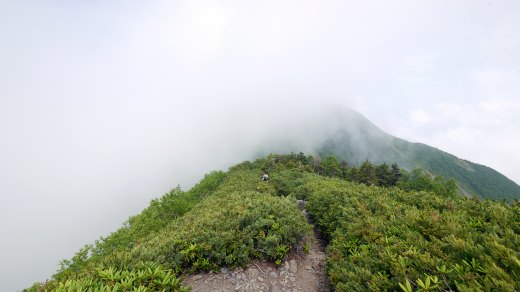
261 173 269 182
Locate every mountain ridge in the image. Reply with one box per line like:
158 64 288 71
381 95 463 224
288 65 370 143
315 108 520 201
27 153 520 291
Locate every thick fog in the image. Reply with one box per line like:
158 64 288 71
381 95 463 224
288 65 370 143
1 1 520 290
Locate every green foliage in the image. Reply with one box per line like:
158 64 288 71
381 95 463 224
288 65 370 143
319 122 520 201
270 170 310 199
27 152 520 291
306 174 520 291
391 162 402 186
27 262 188 292
411 143 520 201
398 168 457 198
31 166 310 290
261 153 314 174
358 160 378 185
375 163 392 187
320 156 342 177
125 188 311 272
228 158 267 172
47 171 227 287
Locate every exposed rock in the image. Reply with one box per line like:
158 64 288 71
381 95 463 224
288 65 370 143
304 265 312 270
258 276 264 282
246 268 259 279
269 271 278 278
282 261 290 271
193 275 203 281
289 260 298 273
270 283 284 292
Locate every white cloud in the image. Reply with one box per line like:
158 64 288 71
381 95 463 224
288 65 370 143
410 110 432 124
478 98 520 115
173 1 230 60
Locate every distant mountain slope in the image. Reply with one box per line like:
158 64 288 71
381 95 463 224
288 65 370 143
318 109 520 201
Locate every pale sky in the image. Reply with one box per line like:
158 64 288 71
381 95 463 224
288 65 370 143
1 1 519 290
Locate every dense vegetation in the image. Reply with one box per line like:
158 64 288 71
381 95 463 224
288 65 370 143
317 108 520 201
306 178 520 291
27 161 312 291
27 153 520 291
47 262 187 292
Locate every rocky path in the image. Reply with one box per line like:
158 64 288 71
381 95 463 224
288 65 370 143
183 202 329 292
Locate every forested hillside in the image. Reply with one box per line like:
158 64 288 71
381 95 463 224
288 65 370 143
317 108 520 201
27 153 520 291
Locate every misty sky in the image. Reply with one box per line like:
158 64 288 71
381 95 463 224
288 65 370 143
1 0 520 290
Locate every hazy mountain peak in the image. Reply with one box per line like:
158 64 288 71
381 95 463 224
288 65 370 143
314 109 520 201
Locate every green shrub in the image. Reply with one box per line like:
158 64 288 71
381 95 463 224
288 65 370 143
51 171 227 283
270 170 309 199
125 191 311 272
27 262 188 292
32 154 517 292
306 175 520 291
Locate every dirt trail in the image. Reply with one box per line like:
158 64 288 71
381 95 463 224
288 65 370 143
183 202 329 292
